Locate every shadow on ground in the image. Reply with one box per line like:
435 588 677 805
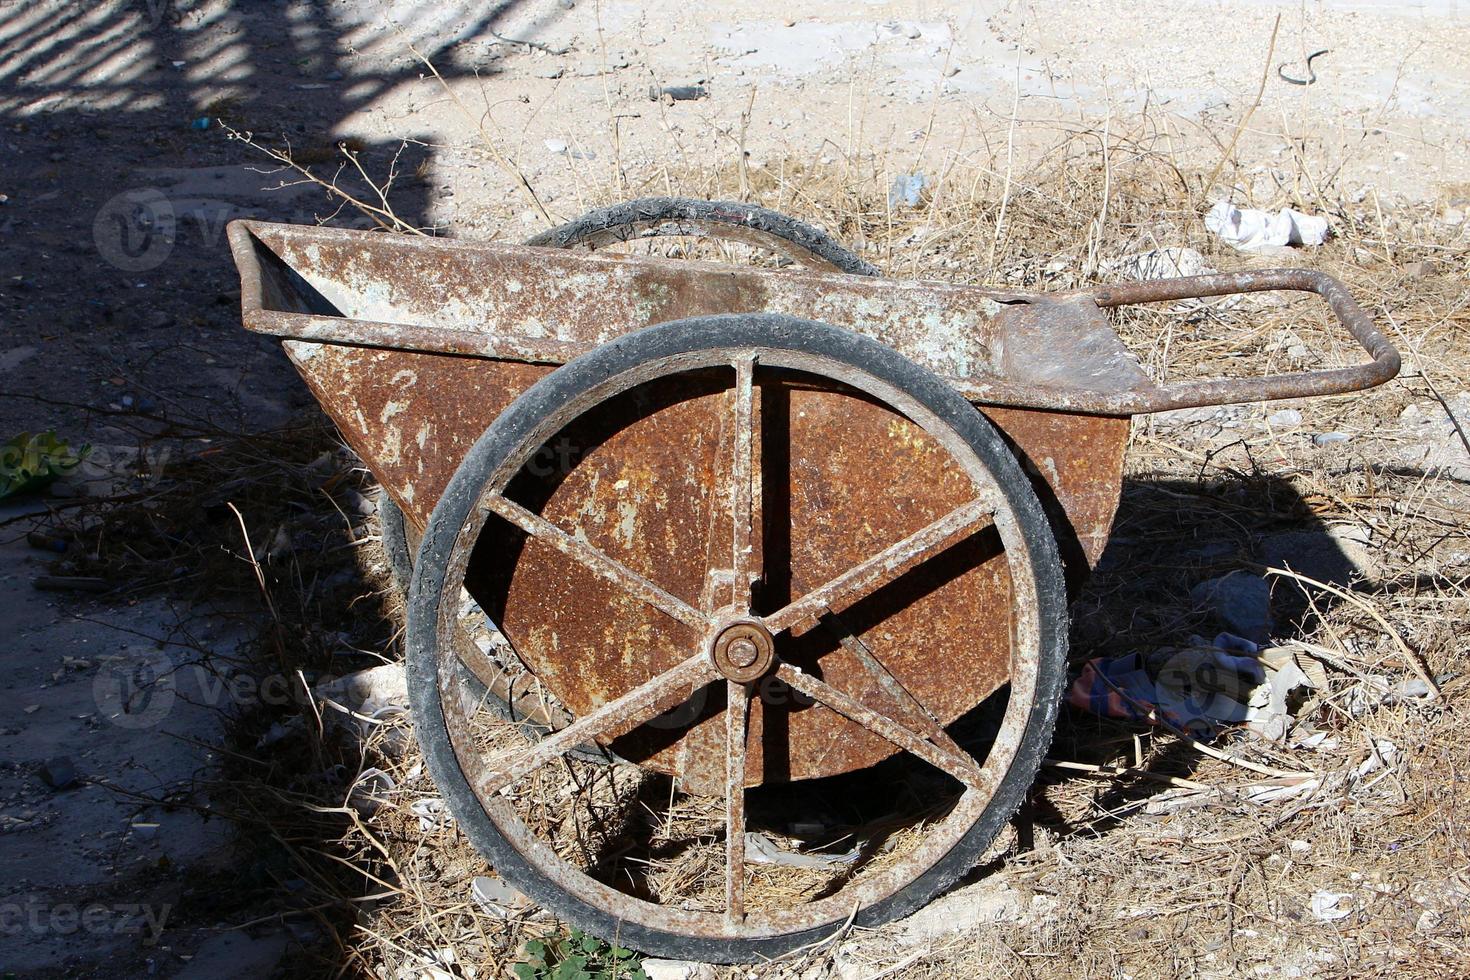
0 2 572 976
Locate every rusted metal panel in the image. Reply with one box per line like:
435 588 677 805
281 342 550 530
469 372 1018 787
231 220 1146 410
300 345 1050 788
981 407 1129 573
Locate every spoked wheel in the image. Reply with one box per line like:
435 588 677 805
408 315 1068 961
374 197 875 588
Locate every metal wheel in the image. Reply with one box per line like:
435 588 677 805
408 314 1067 961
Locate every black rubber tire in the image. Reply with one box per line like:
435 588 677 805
526 196 881 277
377 490 414 596
407 314 1069 963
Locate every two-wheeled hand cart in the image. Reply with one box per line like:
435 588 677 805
229 198 1398 962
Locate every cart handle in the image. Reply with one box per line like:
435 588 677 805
1083 268 1400 414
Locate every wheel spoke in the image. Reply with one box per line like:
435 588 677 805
477 655 717 795
486 494 707 631
814 609 969 760
725 679 750 922
774 663 990 791
730 355 759 611
764 497 994 635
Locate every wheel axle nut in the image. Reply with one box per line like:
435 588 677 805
709 620 775 682
726 637 759 668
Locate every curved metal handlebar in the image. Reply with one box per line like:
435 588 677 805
1085 268 1401 414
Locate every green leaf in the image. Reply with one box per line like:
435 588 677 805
0 431 88 499
512 965 540 980
551 957 591 980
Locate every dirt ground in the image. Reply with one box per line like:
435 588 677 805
2 1 1468 977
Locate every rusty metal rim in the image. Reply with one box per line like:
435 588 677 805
412 315 1061 948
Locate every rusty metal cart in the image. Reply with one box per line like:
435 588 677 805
228 199 1399 963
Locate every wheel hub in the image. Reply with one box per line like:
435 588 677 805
708 619 776 683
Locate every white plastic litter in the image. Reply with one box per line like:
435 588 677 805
888 173 927 209
1310 890 1354 921
1205 200 1330 250
410 797 453 831
471 875 527 917
745 832 860 868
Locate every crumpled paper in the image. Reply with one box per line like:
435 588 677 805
1205 200 1330 250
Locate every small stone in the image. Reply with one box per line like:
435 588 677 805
944 65 961 77
1313 431 1350 446
1393 392 1470 480
40 757 77 789
641 960 716 980
543 138 569 155
1441 208 1464 226
175 932 289 980
340 488 375 518
1309 890 1354 921
899 876 1031 941
323 69 344 81
1113 246 1213 281
1259 525 1375 593
346 767 395 816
